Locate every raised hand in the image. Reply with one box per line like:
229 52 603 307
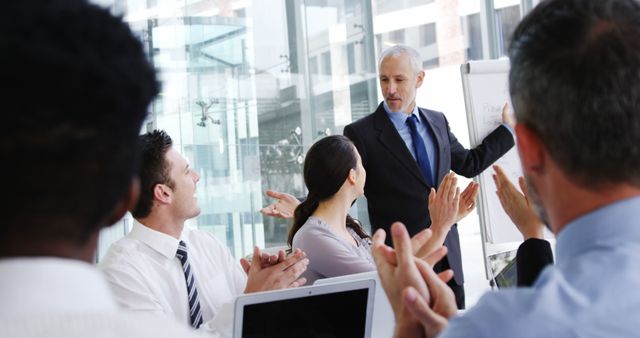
372 223 432 337
372 223 456 338
403 258 457 338
240 248 287 273
259 190 300 219
501 101 516 129
413 173 460 258
455 181 479 223
492 165 544 239
428 173 460 234
243 247 308 293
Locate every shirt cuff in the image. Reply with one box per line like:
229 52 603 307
501 123 515 138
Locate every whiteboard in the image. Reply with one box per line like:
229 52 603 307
461 59 524 247
460 60 554 274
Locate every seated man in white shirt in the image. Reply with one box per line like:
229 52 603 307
0 1 202 337
100 130 309 336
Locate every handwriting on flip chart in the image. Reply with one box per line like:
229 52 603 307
462 61 525 245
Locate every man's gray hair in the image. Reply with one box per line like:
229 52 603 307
509 0 640 188
378 45 423 74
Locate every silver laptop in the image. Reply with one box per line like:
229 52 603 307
233 278 375 338
315 272 394 338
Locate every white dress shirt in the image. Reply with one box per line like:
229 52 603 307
0 257 203 338
99 221 247 337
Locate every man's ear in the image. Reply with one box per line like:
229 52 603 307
153 182 172 204
416 70 425 88
516 123 545 175
106 178 141 225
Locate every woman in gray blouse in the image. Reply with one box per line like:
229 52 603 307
287 135 470 284
287 135 372 284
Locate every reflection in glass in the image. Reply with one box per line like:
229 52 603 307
94 5 529 311
95 0 377 259
495 4 521 56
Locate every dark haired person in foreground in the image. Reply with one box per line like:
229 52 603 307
0 1 202 337
374 0 640 337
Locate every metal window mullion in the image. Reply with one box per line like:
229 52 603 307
480 0 499 60
520 0 534 16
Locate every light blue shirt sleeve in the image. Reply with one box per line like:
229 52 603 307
435 196 640 338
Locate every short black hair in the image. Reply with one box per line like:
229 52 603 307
0 0 160 247
509 0 640 188
132 130 174 219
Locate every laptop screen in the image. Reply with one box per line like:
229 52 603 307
495 257 518 288
234 280 374 338
314 272 393 338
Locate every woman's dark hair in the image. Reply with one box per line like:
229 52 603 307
287 135 369 247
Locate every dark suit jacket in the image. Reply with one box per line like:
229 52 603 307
344 102 514 285
516 238 554 287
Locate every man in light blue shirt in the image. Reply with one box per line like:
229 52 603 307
372 0 640 337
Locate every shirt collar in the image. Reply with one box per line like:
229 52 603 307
556 195 640 266
129 220 181 260
383 101 421 130
0 257 118 318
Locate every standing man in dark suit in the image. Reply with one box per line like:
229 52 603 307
343 45 515 308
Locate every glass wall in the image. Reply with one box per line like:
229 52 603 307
495 0 522 56
96 0 532 308
97 0 377 260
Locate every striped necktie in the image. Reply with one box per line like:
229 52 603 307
176 240 204 328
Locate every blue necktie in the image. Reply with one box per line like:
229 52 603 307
406 115 434 186
176 240 204 328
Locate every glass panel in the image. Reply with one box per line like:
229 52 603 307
494 0 522 56
374 0 435 15
374 0 485 68
461 12 483 60
297 0 378 230
95 0 377 260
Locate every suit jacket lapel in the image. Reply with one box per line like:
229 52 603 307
419 108 446 186
373 103 429 187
